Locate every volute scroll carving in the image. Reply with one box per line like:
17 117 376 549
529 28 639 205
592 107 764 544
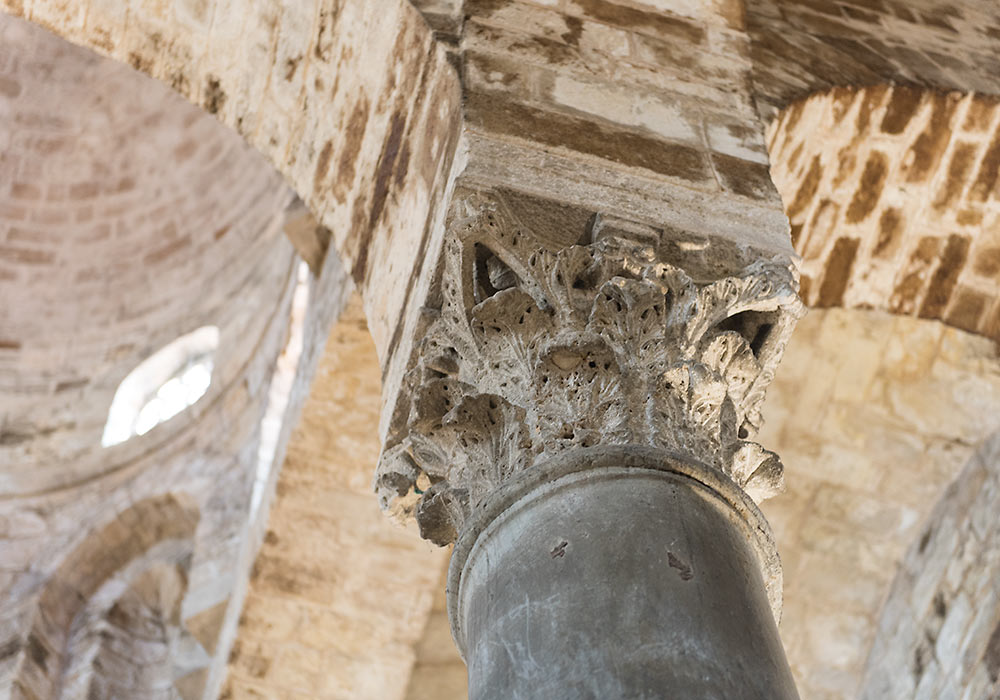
376 189 803 545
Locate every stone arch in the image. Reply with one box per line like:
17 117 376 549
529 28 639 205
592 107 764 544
767 84 1000 341
747 0 1000 119
0 0 462 366
860 428 1000 699
12 493 200 699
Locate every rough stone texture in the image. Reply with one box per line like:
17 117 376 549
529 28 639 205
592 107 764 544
748 0 1000 119
769 85 1000 343
376 187 802 548
860 429 1000 700
3 1 1000 698
223 296 447 700
395 306 1000 700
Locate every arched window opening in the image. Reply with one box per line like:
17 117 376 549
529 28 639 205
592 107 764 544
101 326 220 447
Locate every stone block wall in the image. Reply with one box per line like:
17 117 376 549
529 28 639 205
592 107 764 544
758 308 1000 699
223 296 447 700
749 0 1000 118
861 430 1000 700
768 85 1000 342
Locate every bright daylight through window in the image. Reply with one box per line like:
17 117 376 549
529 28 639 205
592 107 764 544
101 326 220 447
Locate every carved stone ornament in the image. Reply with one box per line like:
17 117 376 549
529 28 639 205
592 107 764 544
376 189 804 545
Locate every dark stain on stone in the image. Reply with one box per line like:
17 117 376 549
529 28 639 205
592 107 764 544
920 9 959 33
367 111 407 232
842 5 879 22
874 207 904 258
550 541 568 558
55 378 88 393
382 104 462 384
799 274 812 303
314 8 335 61
786 142 804 172
782 100 807 136
933 592 948 618
284 55 302 81
934 142 977 211
918 527 932 553
817 237 859 307
970 131 1000 203
985 618 1000 682
919 234 970 319
845 151 888 223
315 140 334 188
946 288 986 331
333 96 370 202
128 52 153 73
880 87 923 135
264 530 279 546
467 94 710 182
667 552 693 581
203 75 226 115
26 635 48 669
974 247 1000 278
394 142 411 188
907 93 959 183
913 639 931 677
956 208 983 226
0 639 20 661
466 0 510 16
0 339 21 351
712 153 774 200
787 156 822 221
569 0 704 43
891 237 942 314
561 16 584 46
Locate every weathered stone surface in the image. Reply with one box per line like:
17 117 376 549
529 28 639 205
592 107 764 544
376 188 802 545
769 85 1000 342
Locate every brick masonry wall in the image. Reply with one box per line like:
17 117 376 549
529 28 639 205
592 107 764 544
860 429 1000 700
0 14 297 495
0 0 464 391
0 15 302 700
768 85 1000 342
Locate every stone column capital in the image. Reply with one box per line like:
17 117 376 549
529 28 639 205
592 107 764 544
376 188 803 545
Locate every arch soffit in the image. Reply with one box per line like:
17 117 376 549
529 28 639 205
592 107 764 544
768 84 1000 343
14 493 200 697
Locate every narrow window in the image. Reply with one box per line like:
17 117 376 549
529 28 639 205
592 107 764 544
101 326 219 447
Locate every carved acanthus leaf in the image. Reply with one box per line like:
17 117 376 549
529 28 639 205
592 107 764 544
376 190 803 543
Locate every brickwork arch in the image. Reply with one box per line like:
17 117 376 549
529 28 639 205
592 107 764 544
768 84 1000 342
11 493 199 699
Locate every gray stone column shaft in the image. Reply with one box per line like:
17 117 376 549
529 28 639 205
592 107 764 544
448 448 799 700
